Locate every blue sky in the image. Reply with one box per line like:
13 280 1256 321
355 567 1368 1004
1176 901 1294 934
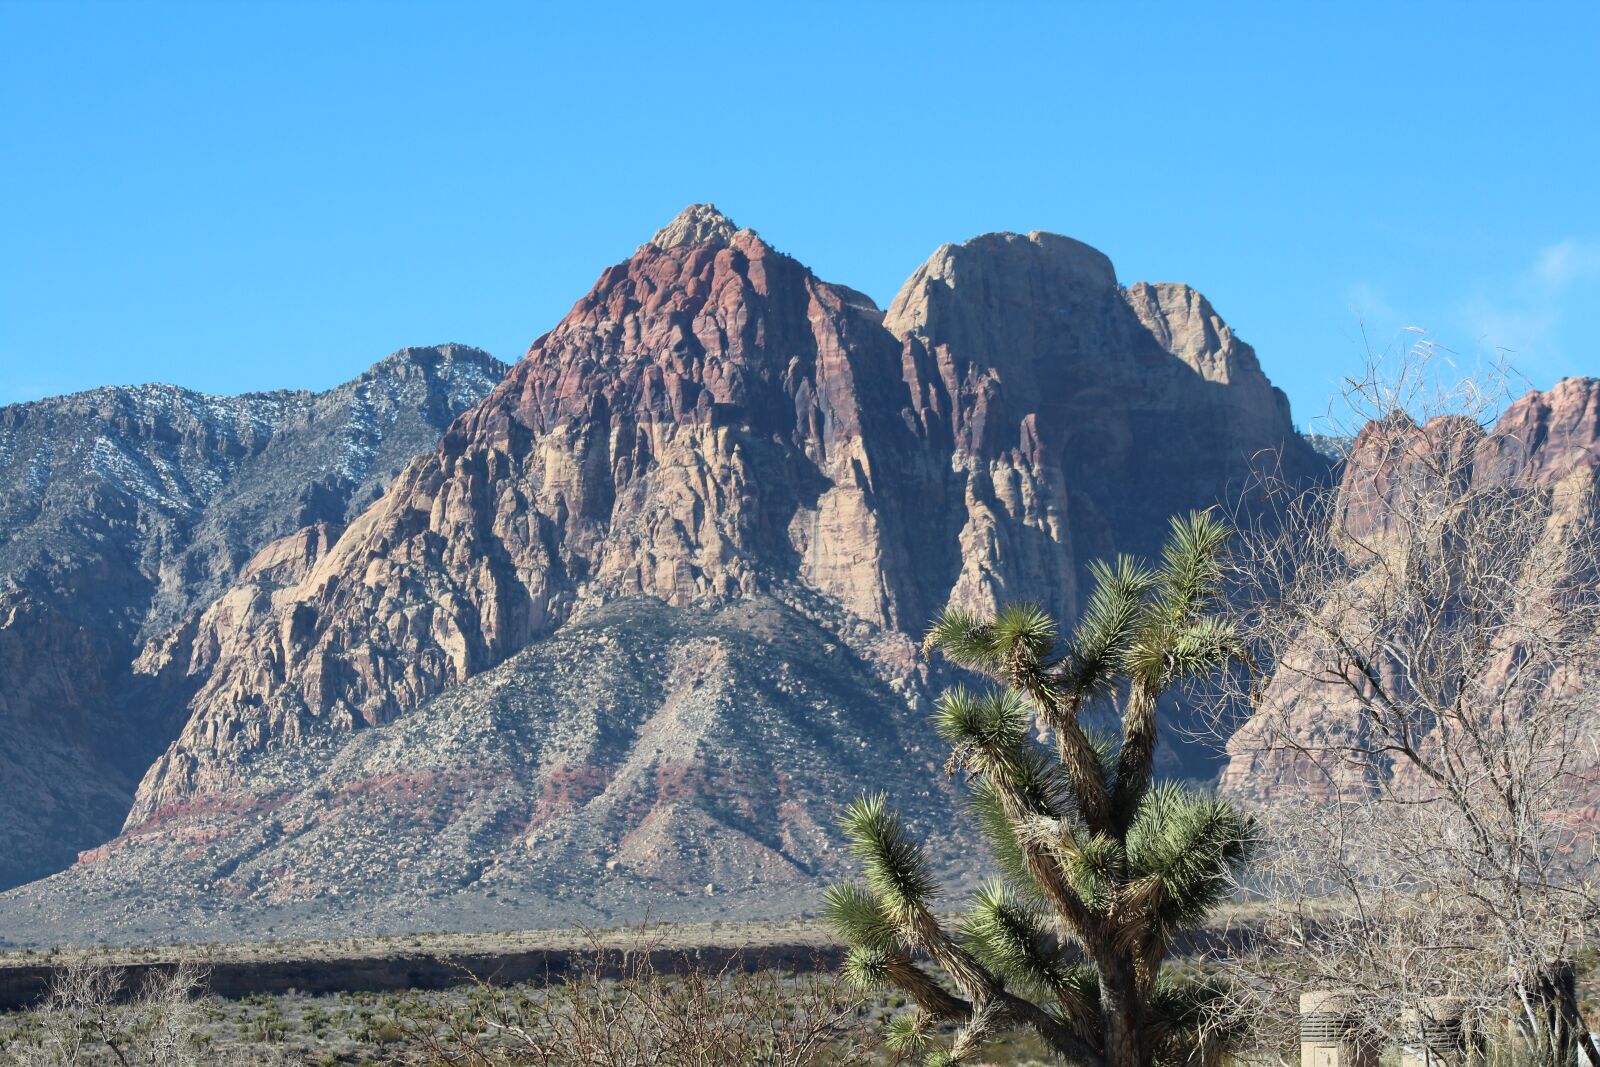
2 2 1596 427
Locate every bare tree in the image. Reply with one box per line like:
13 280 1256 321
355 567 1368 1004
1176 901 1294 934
1212 342 1600 1065
2 957 208 1067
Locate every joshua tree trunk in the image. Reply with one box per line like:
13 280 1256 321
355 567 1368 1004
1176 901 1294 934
1101 962 1147 1067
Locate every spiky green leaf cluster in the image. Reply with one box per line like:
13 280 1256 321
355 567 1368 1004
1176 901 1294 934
924 602 1058 676
839 794 936 918
1123 512 1237 687
990 602 1058 664
967 780 1041 897
1125 784 1257 938
822 882 900 953
1065 556 1158 692
934 687 1030 765
922 608 1002 672
1166 616 1240 682
960 882 1074 999
841 945 890 989
1155 511 1231 623
884 1012 936 1055
1060 831 1125 913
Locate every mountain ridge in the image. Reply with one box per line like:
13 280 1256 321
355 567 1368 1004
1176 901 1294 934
0 345 508 888
2 206 1335 943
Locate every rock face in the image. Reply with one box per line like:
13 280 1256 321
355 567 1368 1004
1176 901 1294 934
127 214 938 821
1219 377 1600 803
887 232 1311 628
0 207 1327 943
1482 376 1600 485
0 347 507 888
12 598 962 945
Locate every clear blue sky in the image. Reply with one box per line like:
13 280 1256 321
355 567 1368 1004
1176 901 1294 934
3 2 1596 427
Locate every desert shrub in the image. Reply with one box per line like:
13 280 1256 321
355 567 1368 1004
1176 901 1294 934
0 958 207 1066
404 927 878 1066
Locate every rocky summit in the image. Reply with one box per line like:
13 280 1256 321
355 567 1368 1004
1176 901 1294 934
0 206 1330 944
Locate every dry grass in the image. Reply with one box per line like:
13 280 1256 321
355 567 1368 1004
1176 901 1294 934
400 927 878 1066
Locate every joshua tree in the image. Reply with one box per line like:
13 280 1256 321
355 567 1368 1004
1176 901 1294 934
825 512 1256 1067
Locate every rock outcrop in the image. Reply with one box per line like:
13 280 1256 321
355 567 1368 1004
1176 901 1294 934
1219 377 1600 803
887 231 1313 626
7 598 961 945
128 211 1324 828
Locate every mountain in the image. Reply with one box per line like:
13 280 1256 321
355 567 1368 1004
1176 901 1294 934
1219 376 1600 804
0 346 508 889
0 207 1326 945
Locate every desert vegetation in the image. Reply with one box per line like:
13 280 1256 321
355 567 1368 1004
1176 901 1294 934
825 512 1255 1067
3 355 1596 1067
818 348 1600 1067
0 931 1072 1066
0 958 211 1066
400 930 877 1066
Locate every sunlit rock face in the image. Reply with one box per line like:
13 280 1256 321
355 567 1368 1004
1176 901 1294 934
0 345 508 889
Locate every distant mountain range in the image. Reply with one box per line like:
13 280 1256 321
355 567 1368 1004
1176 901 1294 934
0 206 1591 947
0 346 507 889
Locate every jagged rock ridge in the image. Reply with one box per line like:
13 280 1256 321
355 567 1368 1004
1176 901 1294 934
1220 376 1600 804
129 210 1322 824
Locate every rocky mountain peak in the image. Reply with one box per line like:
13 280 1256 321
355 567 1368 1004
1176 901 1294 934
0 348 507 890
1121 282 1267 387
884 230 1117 339
359 343 502 378
648 203 745 250
1488 376 1600 484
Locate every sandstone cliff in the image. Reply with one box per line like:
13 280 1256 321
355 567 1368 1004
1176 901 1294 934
887 231 1309 627
0 207 1330 943
127 211 1323 827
